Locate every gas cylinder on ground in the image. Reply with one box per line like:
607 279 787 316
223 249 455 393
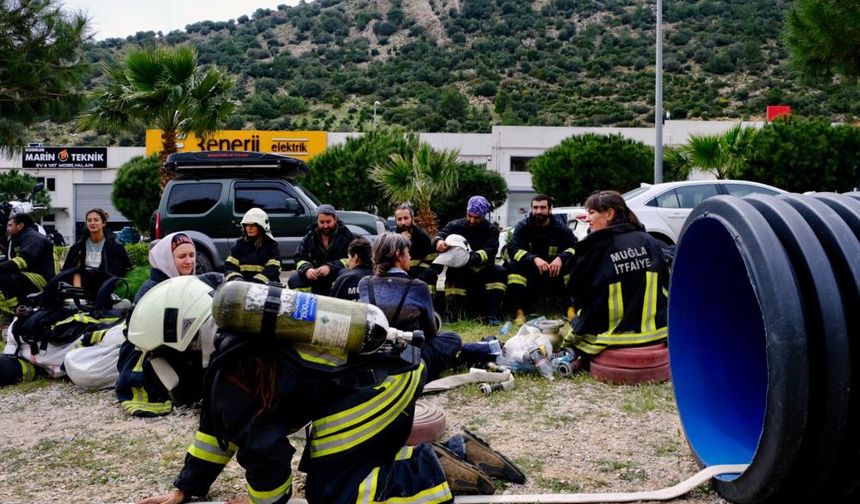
211 281 419 354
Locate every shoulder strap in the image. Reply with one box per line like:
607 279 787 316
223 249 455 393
390 279 414 327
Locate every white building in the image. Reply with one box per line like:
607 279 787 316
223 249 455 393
0 121 756 242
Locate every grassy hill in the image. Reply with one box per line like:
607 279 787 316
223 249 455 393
35 0 860 145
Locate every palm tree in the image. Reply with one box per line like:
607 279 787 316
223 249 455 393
370 138 461 236
78 45 234 188
672 123 758 180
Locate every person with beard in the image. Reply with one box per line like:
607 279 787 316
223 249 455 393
394 203 435 281
432 196 506 323
506 194 578 325
562 190 668 362
288 205 355 295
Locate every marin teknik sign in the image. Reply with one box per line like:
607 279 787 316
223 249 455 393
22 146 108 168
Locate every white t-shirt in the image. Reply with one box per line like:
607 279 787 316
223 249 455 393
85 238 106 269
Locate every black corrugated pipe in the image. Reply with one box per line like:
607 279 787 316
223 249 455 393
669 193 860 503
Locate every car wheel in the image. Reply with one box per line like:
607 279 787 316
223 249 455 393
195 249 214 274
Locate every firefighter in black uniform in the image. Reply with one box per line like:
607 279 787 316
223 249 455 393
224 208 282 284
0 213 54 311
506 195 578 324
394 203 436 280
287 205 355 295
563 190 668 359
432 196 506 322
136 284 525 504
329 237 373 301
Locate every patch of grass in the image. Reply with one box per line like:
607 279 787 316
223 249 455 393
655 437 680 456
535 476 582 493
0 376 52 397
597 458 632 473
619 382 675 414
597 458 648 482
513 456 544 474
120 265 150 300
444 320 498 343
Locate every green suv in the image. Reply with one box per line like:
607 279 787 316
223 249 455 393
151 151 385 272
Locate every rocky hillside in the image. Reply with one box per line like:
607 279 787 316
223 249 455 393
39 0 860 145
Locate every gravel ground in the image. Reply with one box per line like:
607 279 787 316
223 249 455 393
0 368 729 504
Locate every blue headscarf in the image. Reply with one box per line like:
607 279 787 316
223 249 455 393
466 195 490 217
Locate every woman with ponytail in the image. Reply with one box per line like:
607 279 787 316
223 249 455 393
358 232 461 381
563 190 669 361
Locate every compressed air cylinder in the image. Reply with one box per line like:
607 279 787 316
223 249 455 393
211 281 390 354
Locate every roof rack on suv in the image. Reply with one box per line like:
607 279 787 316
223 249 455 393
164 151 309 178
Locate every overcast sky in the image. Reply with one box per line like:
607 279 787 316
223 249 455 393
60 0 301 40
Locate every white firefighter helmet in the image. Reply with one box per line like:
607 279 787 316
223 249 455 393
127 276 215 353
432 234 471 268
241 207 274 239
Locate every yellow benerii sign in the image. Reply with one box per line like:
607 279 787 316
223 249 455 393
145 130 328 160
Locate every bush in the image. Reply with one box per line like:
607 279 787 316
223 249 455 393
529 133 654 205
739 117 860 193
433 162 508 224
304 129 415 214
121 266 150 300
124 243 150 267
112 155 161 232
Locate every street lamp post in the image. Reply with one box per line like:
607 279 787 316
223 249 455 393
654 0 664 184
373 100 380 127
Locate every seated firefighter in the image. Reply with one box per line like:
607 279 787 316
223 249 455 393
432 196 506 322
136 280 525 504
329 237 373 301
358 232 461 381
288 204 355 295
224 208 282 284
506 194 578 325
563 190 668 361
393 203 436 281
0 213 55 312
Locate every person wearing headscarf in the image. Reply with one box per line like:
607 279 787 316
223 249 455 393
115 232 222 417
431 196 506 323
224 208 282 284
288 204 355 295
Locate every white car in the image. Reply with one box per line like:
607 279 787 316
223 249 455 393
556 180 787 245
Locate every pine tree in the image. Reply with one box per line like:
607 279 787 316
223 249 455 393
0 0 89 154
785 0 860 81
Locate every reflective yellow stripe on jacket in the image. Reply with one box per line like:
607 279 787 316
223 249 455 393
187 431 238 465
248 474 292 504
310 365 422 458
355 443 452 504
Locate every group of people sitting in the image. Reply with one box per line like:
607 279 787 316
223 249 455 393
0 189 669 504
284 192 669 359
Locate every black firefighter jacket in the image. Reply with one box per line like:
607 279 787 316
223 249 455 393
224 237 282 284
294 222 355 279
434 218 500 268
566 223 668 355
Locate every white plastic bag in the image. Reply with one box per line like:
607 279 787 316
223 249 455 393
3 318 77 378
64 323 125 389
496 324 554 379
